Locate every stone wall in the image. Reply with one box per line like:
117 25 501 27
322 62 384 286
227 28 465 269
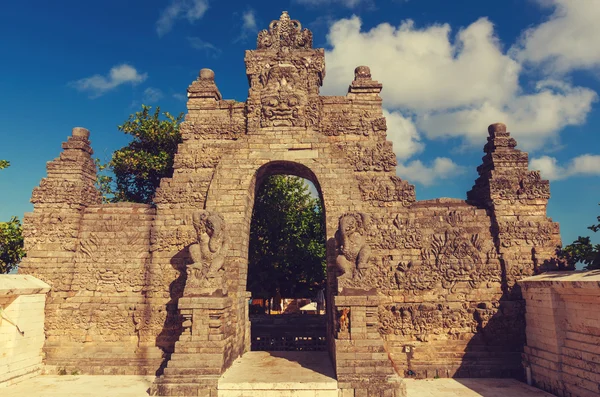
0 275 50 386
520 271 600 397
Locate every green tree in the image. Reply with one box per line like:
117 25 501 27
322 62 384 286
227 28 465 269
0 216 25 274
560 203 600 270
247 175 326 299
0 161 25 273
98 105 184 203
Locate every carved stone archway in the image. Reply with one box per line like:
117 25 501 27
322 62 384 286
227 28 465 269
21 10 564 397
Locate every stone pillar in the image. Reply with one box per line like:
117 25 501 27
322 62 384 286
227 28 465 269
334 292 406 397
152 296 233 396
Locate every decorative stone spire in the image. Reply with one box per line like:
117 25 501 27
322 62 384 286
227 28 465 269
348 66 382 96
187 68 222 101
31 127 100 208
256 11 313 51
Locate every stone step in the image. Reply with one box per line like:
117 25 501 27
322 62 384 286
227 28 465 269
219 390 338 397
218 351 338 397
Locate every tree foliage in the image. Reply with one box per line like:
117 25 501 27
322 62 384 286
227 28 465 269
97 105 184 203
0 161 25 273
248 175 326 299
0 217 25 274
559 203 600 270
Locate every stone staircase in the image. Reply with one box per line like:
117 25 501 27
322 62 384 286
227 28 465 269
217 351 338 397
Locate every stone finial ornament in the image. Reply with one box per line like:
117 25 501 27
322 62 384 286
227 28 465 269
72 127 90 139
185 210 229 295
256 11 313 50
354 66 372 80
187 68 222 100
348 65 382 95
335 212 372 280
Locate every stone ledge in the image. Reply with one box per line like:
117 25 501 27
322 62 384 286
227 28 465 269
0 275 50 296
519 270 600 288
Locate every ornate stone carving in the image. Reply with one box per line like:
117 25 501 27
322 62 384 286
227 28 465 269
150 227 197 252
496 221 555 247
184 210 229 295
180 116 244 140
379 303 474 342
373 214 423 250
31 179 100 205
335 213 372 282
517 171 550 200
153 181 209 207
321 109 386 136
358 176 415 207
336 142 397 172
419 230 500 292
473 301 526 347
305 98 321 128
22 213 78 252
72 220 148 293
174 147 222 170
257 11 313 51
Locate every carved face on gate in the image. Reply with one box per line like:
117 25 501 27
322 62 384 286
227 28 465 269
261 91 301 127
258 64 305 127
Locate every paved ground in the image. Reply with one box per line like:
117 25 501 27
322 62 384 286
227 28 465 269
218 352 338 397
404 378 554 397
219 351 338 390
1 375 556 396
0 375 155 397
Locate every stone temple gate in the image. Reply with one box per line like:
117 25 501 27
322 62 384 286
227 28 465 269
20 11 564 397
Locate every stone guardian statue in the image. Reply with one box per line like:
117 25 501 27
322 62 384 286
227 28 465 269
185 210 229 295
334 212 371 281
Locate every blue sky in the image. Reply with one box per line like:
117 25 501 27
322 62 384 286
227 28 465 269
0 0 599 248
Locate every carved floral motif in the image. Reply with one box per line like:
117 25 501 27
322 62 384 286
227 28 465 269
31 179 100 205
357 176 415 207
174 147 222 170
379 303 473 341
180 117 244 140
72 220 149 293
257 11 313 51
322 110 386 136
336 142 397 172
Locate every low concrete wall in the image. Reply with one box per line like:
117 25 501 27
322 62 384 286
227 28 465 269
519 270 600 397
0 275 50 386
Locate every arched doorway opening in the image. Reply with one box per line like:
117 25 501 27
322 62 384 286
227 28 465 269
246 161 328 352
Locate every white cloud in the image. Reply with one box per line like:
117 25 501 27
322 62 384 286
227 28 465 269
417 80 597 150
296 0 367 8
512 0 600 75
187 37 220 55
242 10 257 33
157 0 209 37
322 15 598 155
143 87 163 103
383 109 423 160
530 154 600 180
396 157 466 186
173 93 187 101
70 64 147 98
324 17 521 110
